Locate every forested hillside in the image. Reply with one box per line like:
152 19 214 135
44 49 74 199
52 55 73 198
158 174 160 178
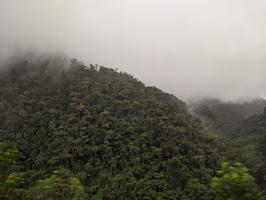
192 99 266 192
0 56 261 199
0 56 227 199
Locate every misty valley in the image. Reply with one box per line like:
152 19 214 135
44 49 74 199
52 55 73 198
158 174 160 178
0 56 265 199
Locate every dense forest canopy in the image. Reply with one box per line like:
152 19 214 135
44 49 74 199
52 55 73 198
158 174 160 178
0 56 262 199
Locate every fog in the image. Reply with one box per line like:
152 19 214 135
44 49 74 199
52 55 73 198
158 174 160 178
1 0 266 101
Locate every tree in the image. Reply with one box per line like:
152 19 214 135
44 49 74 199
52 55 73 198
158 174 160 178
211 162 259 200
0 142 18 183
32 167 85 200
0 142 29 200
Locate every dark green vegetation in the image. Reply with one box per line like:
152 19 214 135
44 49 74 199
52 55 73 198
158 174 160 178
0 56 260 199
192 99 266 195
211 162 258 200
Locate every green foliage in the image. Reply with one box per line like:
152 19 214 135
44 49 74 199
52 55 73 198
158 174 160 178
0 142 18 183
211 162 259 200
0 142 29 200
32 167 85 200
3 172 30 200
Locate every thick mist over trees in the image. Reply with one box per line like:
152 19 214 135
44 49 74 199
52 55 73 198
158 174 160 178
1 0 266 100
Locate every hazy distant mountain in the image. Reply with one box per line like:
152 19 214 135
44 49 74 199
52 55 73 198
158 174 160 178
190 98 266 190
190 98 266 136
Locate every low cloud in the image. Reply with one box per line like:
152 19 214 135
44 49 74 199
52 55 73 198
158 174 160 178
1 0 266 101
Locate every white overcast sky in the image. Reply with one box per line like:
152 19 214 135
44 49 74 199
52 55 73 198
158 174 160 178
1 0 266 101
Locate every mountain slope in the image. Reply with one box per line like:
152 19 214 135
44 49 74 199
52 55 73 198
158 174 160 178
0 57 221 199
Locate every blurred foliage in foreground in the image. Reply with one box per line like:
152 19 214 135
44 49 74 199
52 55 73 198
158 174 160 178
211 162 258 200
